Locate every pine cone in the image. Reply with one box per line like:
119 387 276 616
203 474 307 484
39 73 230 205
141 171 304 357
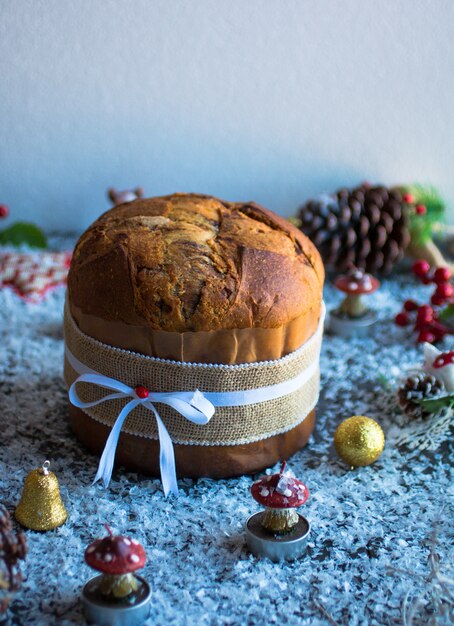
0 505 27 615
297 184 411 274
397 373 445 420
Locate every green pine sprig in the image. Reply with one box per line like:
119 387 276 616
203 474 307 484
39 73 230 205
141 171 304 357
399 184 446 248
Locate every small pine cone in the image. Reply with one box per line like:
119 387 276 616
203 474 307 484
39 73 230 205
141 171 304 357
397 373 445 419
0 506 12 532
0 504 27 612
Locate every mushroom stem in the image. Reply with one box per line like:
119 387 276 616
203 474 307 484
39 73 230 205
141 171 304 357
261 507 299 535
99 572 138 599
340 293 367 318
104 523 114 537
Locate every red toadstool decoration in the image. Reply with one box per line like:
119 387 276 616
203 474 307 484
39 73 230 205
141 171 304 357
334 266 380 318
84 524 146 599
424 344 454 391
251 461 309 534
433 351 454 368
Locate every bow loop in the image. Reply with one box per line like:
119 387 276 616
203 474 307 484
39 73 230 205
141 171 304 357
147 390 214 425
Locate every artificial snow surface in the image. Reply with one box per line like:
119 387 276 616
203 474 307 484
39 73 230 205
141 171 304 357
0 239 453 626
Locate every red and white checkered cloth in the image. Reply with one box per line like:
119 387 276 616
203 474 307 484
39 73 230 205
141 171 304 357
0 250 72 302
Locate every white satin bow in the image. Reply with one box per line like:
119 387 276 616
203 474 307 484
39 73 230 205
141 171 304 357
68 366 214 497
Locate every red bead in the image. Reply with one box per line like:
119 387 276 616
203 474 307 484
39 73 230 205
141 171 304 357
0 204 9 218
417 330 436 343
412 259 431 278
134 385 149 399
403 193 415 204
415 204 427 215
403 299 418 312
433 267 451 284
435 283 453 299
395 312 410 326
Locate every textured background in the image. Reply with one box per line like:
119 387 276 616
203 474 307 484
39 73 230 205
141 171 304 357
1 0 454 230
0 239 452 625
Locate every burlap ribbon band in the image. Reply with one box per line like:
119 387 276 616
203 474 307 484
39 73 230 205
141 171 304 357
64 303 324 446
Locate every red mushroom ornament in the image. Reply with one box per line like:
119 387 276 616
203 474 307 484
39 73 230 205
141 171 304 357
424 343 454 391
251 461 309 534
246 462 311 562
81 524 151 626
330 266 381 337
334 266 380 318
84 525 146 599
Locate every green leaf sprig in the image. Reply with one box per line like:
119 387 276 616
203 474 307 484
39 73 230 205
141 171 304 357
0 222 47 248
417 392 454 413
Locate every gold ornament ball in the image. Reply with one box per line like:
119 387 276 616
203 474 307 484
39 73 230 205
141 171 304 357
334 416 385 468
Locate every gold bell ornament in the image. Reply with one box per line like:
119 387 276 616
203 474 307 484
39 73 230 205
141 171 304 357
15 461 68 531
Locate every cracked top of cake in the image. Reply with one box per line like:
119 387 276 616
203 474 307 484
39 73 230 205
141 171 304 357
68 193 324 332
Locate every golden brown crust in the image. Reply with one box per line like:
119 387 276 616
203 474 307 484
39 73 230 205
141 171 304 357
68 193 324 333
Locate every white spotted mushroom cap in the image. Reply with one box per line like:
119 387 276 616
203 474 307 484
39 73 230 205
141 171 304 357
84 524 146 575
423 343 454 391
250 461 309 509
334 267 380 296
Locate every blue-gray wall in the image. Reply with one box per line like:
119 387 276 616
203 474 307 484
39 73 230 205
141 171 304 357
1 0 453 230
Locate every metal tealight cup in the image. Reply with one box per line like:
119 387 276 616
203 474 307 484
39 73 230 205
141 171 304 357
245 512 311 562
328 308 378 338
81 574 151 626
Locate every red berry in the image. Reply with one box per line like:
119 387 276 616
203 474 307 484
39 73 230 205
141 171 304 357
134 385 149 399
415 204 427 215
431 293 446 307
435 283 453 299
403 299 418 312
395 312 410 326
403 193 415 204
433 267 451 284
416 305 434 323
412 259 431 278
0 204 9 218
417 330 436 343
432 329 447 342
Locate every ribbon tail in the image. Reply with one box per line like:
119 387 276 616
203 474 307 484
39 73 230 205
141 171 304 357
93 399 140 488
148 405 179 498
